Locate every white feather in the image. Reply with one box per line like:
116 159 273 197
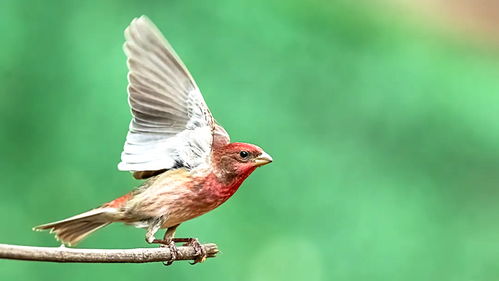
117 16 228 173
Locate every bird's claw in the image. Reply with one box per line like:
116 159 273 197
164 240 178 266
150 237 207 265
183 238 207 265
150 239 179 266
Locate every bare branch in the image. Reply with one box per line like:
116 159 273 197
0 243 218 263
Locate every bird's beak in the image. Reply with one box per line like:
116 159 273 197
254 152 273 167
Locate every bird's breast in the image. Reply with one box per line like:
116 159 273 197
160 172 241 227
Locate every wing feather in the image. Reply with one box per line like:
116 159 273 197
118 16 229 175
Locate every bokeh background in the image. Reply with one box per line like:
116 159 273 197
1 0 499 280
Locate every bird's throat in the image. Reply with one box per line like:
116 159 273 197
212 167 256 199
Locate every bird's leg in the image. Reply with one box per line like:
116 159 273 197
170 237 207 265
144 217 164 244
146 220 205 265
146 223 180 266
156 224 180 266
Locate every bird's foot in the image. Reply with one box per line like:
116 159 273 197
172 238 207 265
150 239 178 266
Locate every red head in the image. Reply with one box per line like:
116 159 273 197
212 142 272 185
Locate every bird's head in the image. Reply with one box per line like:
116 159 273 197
212 142 272 182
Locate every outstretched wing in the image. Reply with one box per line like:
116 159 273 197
118 16 229 176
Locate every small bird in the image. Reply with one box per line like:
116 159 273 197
34 16 272 263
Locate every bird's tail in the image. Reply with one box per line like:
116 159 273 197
33 207 118 246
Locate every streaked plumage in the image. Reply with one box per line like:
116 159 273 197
34 16 272 247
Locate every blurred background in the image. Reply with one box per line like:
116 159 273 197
1 0 499 280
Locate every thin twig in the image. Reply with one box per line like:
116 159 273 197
0 243 218 263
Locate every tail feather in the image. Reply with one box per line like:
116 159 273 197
34 207 118 246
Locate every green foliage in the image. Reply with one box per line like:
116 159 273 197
1 0 499 280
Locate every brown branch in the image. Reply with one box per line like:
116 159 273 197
0 243 218 263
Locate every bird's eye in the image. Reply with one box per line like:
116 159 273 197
239 151 249 158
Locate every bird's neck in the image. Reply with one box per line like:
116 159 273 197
211 167 256 199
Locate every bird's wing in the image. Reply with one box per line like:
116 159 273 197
118 16 229 176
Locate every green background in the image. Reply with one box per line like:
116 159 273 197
1 0 499 280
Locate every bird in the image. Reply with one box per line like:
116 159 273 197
33 16 272 263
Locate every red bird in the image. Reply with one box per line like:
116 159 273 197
34 16 272 263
